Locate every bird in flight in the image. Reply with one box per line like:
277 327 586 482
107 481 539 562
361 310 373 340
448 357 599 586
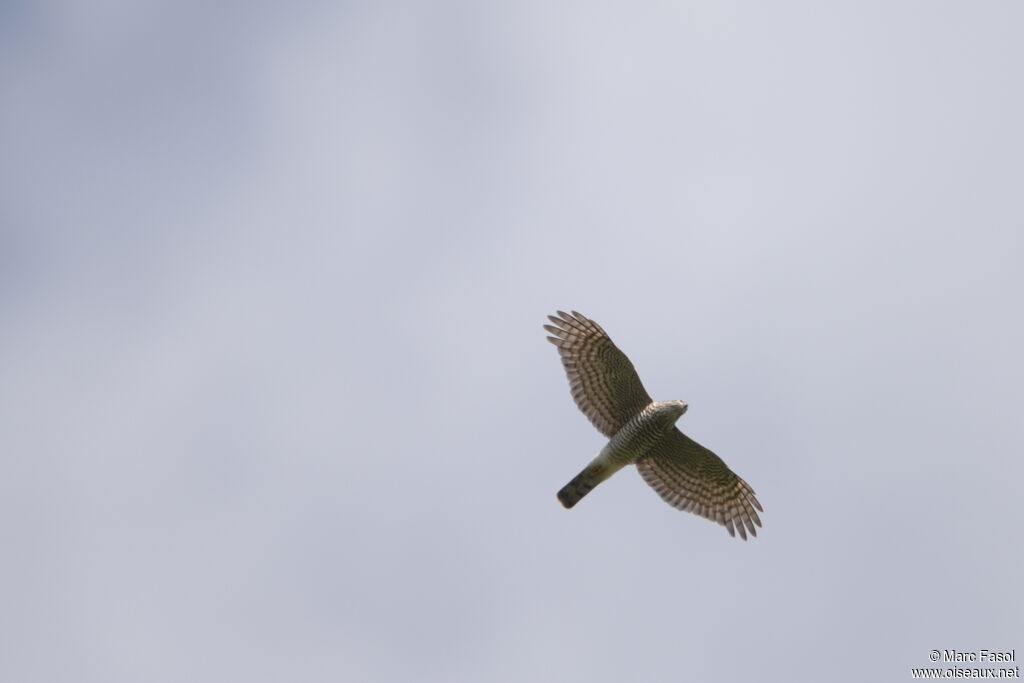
544 311 763 539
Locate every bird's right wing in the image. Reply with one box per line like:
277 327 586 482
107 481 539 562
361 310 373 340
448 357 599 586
636 428 763 539
544 310 653 438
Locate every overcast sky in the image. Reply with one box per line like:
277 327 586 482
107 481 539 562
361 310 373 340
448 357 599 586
2 2 1022 682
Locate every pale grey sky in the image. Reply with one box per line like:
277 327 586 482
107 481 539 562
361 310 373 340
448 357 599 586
2 2 1022 682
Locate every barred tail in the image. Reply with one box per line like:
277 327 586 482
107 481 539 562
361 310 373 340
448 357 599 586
558 449 629 508
557 463 608 508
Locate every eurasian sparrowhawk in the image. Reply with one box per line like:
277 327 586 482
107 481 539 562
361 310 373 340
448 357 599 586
545 311 763 539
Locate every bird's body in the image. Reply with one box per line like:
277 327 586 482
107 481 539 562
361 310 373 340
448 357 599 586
557 400 687 508
544 311 763 539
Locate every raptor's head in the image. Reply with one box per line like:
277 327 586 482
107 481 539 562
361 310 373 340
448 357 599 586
662 400 688 421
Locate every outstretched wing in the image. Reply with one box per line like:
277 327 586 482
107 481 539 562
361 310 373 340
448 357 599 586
637 429 763 540
544 310 653 438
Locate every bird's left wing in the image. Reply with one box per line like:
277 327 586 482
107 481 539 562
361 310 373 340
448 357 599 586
636 429 763 539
